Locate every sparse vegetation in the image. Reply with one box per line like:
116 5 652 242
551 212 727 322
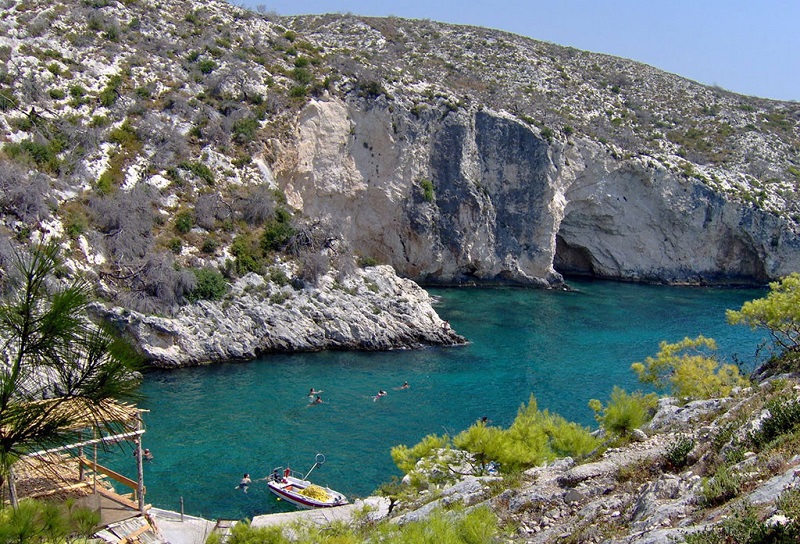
631 336 749 399
728 273 800 360
589 386 657 437
420 178 435 202
188 267 228 302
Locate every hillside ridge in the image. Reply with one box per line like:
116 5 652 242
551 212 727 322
0 0 799 366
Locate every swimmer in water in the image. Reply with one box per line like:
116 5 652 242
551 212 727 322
373 390 387 402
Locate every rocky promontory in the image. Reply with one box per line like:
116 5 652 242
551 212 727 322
94 264 464 367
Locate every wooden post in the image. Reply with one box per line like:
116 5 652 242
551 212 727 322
180 497 184 522
78 445 84 481
92 429 98 495
8 465 18 509
136 413 145 514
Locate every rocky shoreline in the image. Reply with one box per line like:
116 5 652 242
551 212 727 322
94 264 465 368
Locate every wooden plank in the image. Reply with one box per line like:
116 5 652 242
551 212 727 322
117 522 153 543
95 486 148 510
78 457 138 490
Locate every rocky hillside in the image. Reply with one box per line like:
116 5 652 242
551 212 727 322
1 0 799 363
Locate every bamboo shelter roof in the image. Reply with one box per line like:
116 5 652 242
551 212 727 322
5 397 140 433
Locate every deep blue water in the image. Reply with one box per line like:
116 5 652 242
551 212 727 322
101 280 768 520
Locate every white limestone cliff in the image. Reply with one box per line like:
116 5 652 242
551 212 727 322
277 97 800 286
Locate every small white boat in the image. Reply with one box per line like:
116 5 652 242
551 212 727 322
266 454 348 509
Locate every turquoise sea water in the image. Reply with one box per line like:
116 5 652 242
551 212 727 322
102 280 768 520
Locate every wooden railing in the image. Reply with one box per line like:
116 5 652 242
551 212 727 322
78 457 145 500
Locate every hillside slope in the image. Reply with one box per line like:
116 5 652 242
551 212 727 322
1 0 799 362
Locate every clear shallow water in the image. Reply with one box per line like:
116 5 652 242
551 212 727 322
101 280 767 520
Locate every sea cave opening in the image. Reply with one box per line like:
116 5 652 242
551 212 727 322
553 233 598 278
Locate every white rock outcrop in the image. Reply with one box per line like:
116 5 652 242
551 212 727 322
94 265 464 367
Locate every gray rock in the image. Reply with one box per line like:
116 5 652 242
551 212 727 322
557 460 617 487
563 488 584 504
94 265 465 367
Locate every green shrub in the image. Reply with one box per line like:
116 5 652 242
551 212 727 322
109 120 141 151
174 210 194 234
64 212 87 239
268 268 289 286
289 85 307 98
227 520 289 544
631 336 748 399
454 422 511 473
178 161 215 185
49 88 65 99
0 87 17 111
4 139 60 174
232 116 259 142
665 434 695 471
168 237 182 254
358 256 379 268
391 433 450 474
99 74 123 107
420 178 435 202
69 84 86 98
95 170 116 195
0 499 103 542
292 67 312 85
201 238 219 254
701 465 743 506
231 234 262 275
686 502 800 543
589 387 657 437
750 395 800 448
728 273 800 358
198 59 217 74
188 268 228 302
260 208 294 252
455 395 598 473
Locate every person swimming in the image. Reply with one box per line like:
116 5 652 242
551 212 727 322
373 390 387 402
235 473 251 493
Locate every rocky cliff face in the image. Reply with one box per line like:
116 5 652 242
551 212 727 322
1 0 799 367
280 97 800 286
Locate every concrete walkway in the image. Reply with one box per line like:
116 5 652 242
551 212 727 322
149 508 218 544
251 496 390 528
148 497 390 542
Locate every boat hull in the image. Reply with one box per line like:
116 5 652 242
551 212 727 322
267 476 348 509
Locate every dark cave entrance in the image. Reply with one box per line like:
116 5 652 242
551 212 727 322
553 234 597 278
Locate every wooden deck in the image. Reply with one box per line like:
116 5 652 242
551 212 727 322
11 453 163 543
